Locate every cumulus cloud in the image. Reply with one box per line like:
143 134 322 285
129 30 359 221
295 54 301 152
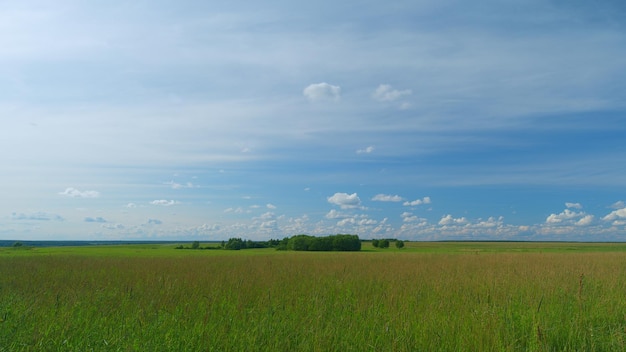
327 192 362 209
403 197 431 206
150 200 180 206
372 194 403 202
84 217 107 223
125 203 137 208
576 215 594 226
59 187 100 198
356 146 375 154
546 206 593 226
372 84 412 102
266 203 277 209
337 218 355 227
610 201 625 209
147 218 163 225
603 207 626 222
439 214 468 226
546 209 582 224
401 212 422 223
475 216 504 228
303 82 341 102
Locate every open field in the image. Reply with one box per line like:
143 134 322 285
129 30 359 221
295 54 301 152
2 242 626 350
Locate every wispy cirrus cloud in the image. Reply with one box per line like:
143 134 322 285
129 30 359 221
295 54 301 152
403 197 431 206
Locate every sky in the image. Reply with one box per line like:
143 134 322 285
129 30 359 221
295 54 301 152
1 0 626 241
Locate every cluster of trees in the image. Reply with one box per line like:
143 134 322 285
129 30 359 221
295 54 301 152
372 239 405 249
281 234 361 251
221 238 281 250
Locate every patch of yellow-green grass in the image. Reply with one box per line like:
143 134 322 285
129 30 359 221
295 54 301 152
2 243 626 350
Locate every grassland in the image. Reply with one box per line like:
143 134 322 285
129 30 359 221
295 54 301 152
2 242 626 351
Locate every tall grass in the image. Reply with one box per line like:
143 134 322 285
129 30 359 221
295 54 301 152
2 249 626 350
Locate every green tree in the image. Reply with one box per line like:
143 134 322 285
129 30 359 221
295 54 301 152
191 241 200 249
225 238 244 250
287 235 312 251
395 240 405 249
379 239 390 248
372 239 380 248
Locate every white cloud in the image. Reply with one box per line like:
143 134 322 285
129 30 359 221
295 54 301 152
356 146 375 154
125 203 137 208
372 194 403 202
546 209 582 224
327 192 361 209
358 218 378 226
59 187 100 198
475 216 504 228
603 208 626 222
337 218 355 227
303 82 341 102
266 203 277 209
576 215 594 226
198 223 221 232
372 84 412 102
260 220 278 229
326 209 347 219
610 201 625 209
401 212 421 223
546 207 593 226
439 214 468 226
403 196 431 206
150 200 180 206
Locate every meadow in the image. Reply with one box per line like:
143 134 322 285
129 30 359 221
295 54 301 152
2 242 626 351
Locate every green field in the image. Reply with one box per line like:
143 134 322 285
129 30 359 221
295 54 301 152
2 242 626 351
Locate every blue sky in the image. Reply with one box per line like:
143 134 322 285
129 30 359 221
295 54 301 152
2 0 626 241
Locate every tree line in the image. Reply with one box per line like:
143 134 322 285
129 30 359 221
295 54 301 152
176 234 362 252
